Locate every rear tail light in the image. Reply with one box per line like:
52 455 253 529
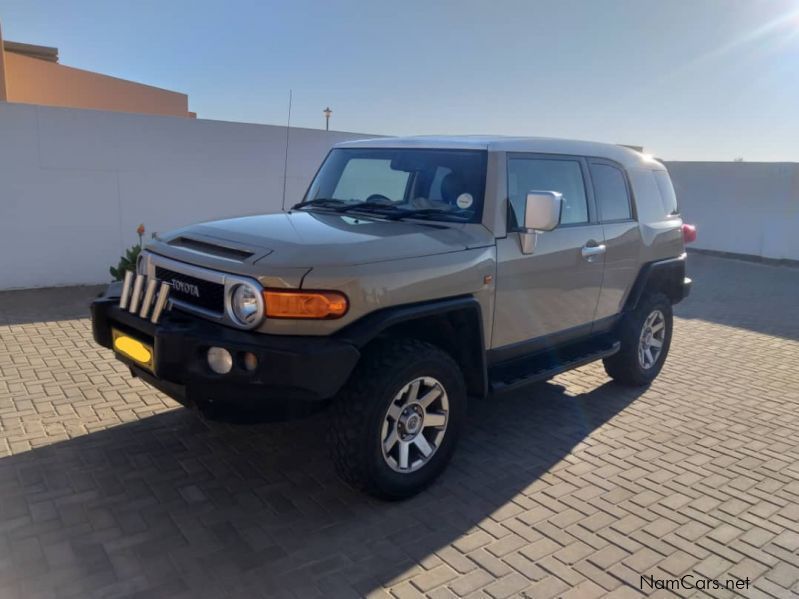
682 223 697 244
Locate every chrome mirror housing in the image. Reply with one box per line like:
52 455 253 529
524 191 562 232
519 191 563 255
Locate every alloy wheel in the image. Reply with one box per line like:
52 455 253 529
638 309 666 370
381 376 449 473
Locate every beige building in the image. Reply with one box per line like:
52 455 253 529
0 22 193 117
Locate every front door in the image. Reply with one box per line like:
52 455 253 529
492 154 605 350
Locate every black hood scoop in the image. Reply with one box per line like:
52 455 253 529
168 236 257 262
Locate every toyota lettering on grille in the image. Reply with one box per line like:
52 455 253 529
172 279 200 297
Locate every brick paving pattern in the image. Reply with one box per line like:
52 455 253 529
0 252 798 598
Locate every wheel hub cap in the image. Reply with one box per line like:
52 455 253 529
638 310 666 370
399 406 424 437
381 376 449 473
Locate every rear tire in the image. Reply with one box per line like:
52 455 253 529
603 293 673 386
328 339 465 499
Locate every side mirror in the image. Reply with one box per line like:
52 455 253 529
524 191 562 232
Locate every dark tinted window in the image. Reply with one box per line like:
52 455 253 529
304 148 487 223
507 157 588 226
590 163 631 221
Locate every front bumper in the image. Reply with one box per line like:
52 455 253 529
91 284 360 407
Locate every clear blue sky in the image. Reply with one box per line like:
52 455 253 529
2 0 798 161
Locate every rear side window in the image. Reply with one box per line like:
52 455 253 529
653 170 679 215
507 157 589 226
590 163 632 221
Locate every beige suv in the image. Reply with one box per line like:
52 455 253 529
91 136 694 498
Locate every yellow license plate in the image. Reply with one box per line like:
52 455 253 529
112 328 154 372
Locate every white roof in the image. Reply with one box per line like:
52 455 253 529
335 135 661 169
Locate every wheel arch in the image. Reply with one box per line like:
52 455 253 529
623 253 688 312
335 296 488 398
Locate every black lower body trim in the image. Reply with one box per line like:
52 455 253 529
489 335 620 394
91 289 360 408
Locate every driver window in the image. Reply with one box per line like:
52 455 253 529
508 157 588 228
333 159 409 202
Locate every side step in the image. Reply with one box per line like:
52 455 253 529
489 339 620 394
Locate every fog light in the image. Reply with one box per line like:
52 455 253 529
207 347 233 374
243 352 258 372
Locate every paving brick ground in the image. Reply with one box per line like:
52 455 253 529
0 252 798 598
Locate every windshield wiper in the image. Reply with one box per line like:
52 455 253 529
292 200 463 221
290 198 348 210
384 208 469 221
334 201 398 214
291 199 398 216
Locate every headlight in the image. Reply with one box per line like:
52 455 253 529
230 283 263 327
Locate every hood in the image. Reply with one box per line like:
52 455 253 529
152 211 494 269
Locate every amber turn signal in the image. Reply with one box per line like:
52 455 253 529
263 290 348 319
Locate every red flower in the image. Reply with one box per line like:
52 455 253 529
136 224 145 236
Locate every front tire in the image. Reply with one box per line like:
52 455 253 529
603 293 673 386
328 339 466 499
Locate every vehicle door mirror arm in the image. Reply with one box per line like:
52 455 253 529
519 230 538 255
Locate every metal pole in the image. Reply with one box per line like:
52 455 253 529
281 90 292 211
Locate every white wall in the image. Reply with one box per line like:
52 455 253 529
2 102 797 290
665 161 799 262
0 102 376 289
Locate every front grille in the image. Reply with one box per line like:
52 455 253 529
155 267 225 313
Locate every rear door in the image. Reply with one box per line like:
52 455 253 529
587 160 642 323
493 154 605 350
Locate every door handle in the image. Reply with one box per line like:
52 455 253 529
581 243 606 260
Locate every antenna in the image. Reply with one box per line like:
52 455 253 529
281 89 293 211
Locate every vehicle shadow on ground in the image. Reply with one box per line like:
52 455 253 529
678 252 799 342
0 378 645 598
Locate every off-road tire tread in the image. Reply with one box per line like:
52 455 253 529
603 292 672 386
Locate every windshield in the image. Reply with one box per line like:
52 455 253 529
299 148 487 223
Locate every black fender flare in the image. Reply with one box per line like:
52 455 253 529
624 253 690 311
334 296 488 398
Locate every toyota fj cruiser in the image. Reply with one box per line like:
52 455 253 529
91 136 693 499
